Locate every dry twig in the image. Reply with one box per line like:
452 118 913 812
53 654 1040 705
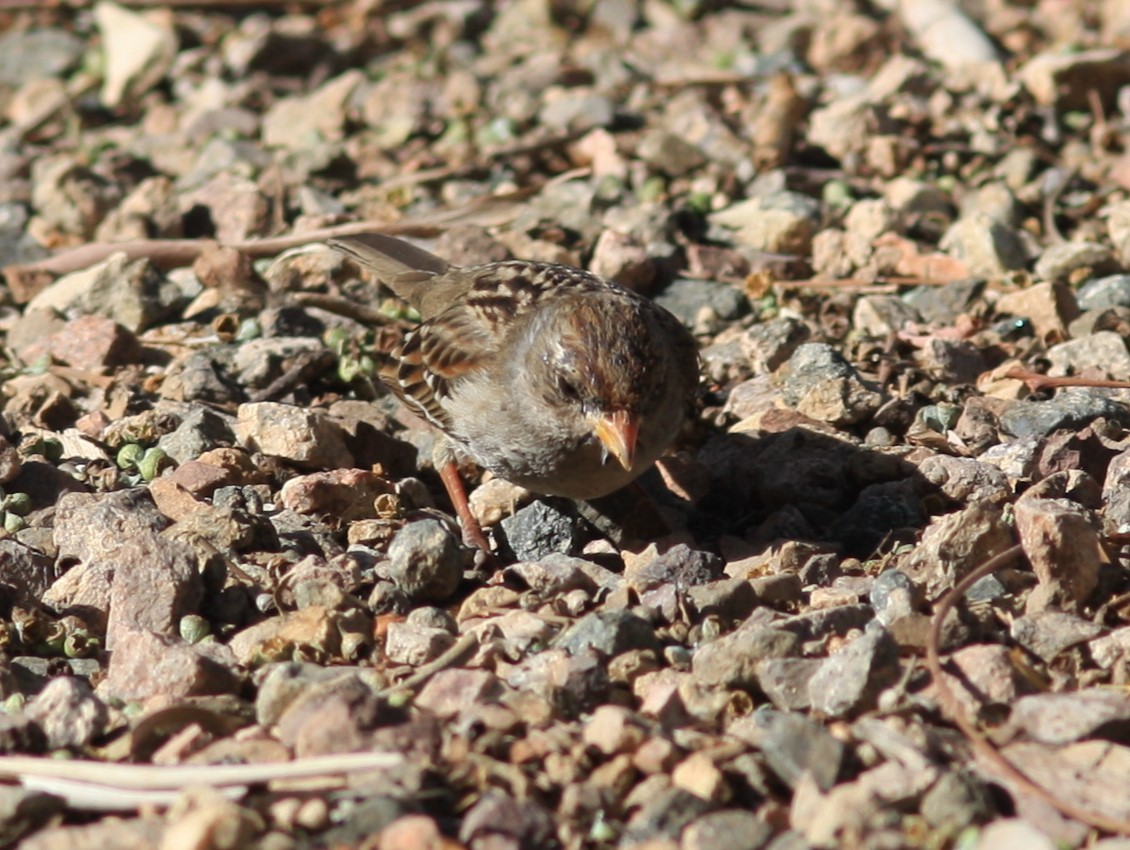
926 544 1130 834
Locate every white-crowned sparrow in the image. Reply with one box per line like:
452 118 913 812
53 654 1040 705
329 232 699 550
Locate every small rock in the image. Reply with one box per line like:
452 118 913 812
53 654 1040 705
655 278 749 327
106 533 203 649
39 315 141 368
755 657 821 711
383 621 455 667
692 626 799 689
938 214 1027 277
974 818 1056 850
1077 274 1130 311
94 0 177 108
775 343 883 425
1046 331 1130 379
415 669 500 719
994 281 1079 342
24 677 107 750
279 468 393 522
1011 690 1130 745
852 295 921 338
736 709 845 791
26 248 180 333
228 606 340 666
1003 386 1130 434
234 402 353 470
100 630 238 702
905 278 984 324
917 454 1011 504
1015 495 1101 611
384 519 463 602
901 501 1014 599
499 500 584 561
1010 610 1103 663
711 193 821 255
807 624 900 717
555 610 659 658
1034 241 1113 282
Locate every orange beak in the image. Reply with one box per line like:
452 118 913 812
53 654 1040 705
592 410 638 471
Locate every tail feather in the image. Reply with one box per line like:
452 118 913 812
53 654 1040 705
328 233 450 306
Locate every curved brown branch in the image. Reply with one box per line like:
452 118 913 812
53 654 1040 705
926 543 1130 834
1003 366 1130 392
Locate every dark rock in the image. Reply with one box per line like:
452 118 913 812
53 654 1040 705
998 389 1130 439
499 500 584 561
630 544 723 592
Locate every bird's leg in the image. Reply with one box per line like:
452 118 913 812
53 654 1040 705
438 460 493 555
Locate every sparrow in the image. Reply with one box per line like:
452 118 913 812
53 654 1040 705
329 232 699 552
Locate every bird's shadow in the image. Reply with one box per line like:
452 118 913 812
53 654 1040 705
585 424 940 561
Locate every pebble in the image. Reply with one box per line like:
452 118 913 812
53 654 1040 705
499 500 584 561
383 519 464 603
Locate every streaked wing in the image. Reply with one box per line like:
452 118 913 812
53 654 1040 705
377 261 608 432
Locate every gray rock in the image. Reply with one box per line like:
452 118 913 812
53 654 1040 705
998 389 1130 438
384 519 463 602
499 500 583 561
25 253 182 332
807 624 901 717
624 785 711 841
1046 331 1130 379
921 771 994 829
776 343 883 426
156 406 238 463
692 626 800 689
0 29 84 86
1077 274 1130 310
777 604 874 642
870 569 919 624
655 277 750 326
939 213 1028 276
0 541 54 600
905 278 984 324
755 657 820 711
1010 610 1103 663
744 709 845 791
1034 240 1113 282
555 610 659 657
630 544 723 592
852 295 921 338
681 809 773 850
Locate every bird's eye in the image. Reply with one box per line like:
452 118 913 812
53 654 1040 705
556 374 581 401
